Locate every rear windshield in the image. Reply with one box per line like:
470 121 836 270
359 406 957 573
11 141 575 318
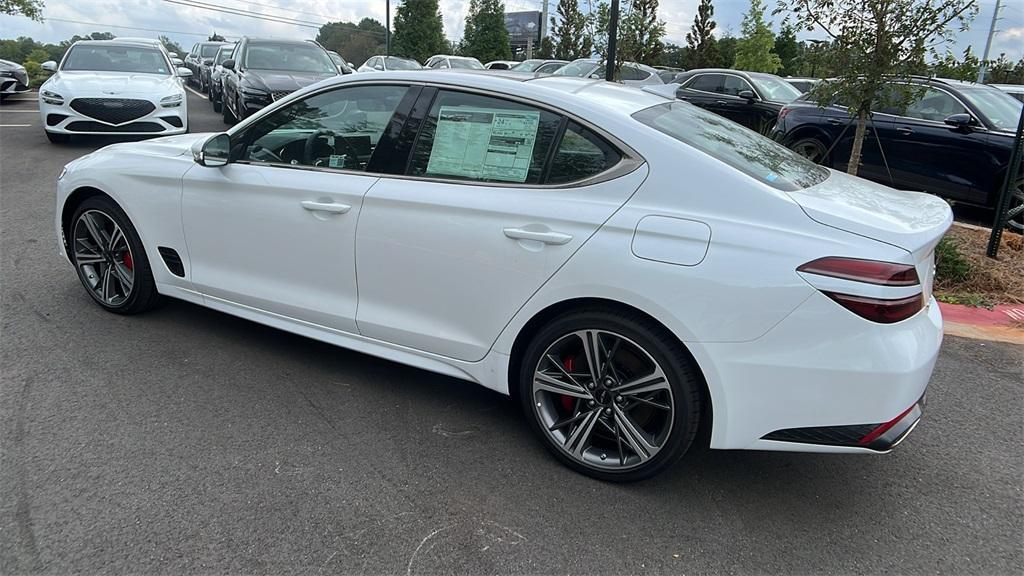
385 56 421 70
633 101 830 191
449 58 484 69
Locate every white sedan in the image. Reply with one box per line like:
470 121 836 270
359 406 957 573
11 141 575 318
39 40 191 143
54 71 950 481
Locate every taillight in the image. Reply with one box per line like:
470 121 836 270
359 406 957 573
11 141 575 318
798 257 923 323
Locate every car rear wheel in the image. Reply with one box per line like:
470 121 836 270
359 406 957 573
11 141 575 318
222 94 236 124
518 309 702 482
790 136 829 165
1007 176 1023 233
69 197 160 314
45 131 70 144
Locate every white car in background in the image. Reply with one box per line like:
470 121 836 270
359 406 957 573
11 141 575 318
991 83 1024 103
358 55 423 72
554 58 664 86
424 54 485 69
39 40 191 143
55 72 949 481
0 58 31 100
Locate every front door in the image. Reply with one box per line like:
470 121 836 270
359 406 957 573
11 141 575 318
182 83 413 333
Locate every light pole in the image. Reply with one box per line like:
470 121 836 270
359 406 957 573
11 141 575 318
385 0 391 56
604 0 619 81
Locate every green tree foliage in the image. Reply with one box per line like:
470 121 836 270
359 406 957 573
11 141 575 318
1 0 44 20
159 35 184 56
620 0 665 64
715 34 737 68
317 18 387 65
734 0 780 72
660 42 687 68
536 36 554 58
773 24 800 75
781 0 977 176
463 0 512 62
930 46 979 81
208 32 226 42
551 0 590 60
984 53 1024 84
392 0 447 62
685 0 719 69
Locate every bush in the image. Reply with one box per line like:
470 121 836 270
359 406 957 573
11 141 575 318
934 236 972 286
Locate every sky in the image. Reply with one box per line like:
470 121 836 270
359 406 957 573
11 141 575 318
1 0 1021 63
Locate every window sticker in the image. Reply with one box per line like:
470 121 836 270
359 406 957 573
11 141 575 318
426 106 540 183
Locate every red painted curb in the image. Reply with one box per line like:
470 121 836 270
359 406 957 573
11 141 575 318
939 302 1024 327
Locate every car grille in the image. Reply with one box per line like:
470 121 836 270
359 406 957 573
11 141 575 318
70 98 155 125
66 121 165 133
270 90 292 101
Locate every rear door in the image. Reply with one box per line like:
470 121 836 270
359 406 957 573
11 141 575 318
354 88 647 361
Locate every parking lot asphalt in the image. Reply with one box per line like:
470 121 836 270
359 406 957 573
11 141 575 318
1 89 1022 575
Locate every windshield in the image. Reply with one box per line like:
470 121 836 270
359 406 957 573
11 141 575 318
749 73 802 101
244 42 336 73
957 85 1024 130
385 56 421 70
633 101 829 191
554 60 598 77
215 46 235 65
328 52 344 66
62 45 170 75
514 59 545 72
201 44 222 58
449 57 484 69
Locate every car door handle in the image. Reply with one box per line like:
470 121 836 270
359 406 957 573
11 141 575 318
827 118 845 125
301 200 351 214
715 100 729 105
503 227 573 245
897 126 914 135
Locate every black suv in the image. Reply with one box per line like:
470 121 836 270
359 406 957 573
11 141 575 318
673 68 803 134
772 77 1024 221
220 37 340 124
185 41 230 89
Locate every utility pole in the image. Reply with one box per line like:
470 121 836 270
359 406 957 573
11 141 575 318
385 0 391 56
540 0 549 41
977 0 1001 83
605 0 619 81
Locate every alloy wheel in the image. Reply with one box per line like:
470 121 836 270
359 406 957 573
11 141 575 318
73 210 135 306
531 329 675 471
792 139 826 164
1007 177 1023 233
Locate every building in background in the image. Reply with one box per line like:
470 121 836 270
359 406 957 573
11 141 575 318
505 11 541 59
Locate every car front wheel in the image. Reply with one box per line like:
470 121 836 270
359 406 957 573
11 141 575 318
518 309 703 482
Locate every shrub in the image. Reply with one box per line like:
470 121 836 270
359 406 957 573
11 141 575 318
934 236 972 286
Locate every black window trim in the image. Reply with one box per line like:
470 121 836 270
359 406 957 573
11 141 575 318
684 72 761 100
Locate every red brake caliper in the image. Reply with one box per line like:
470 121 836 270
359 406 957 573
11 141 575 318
122 249 133 271
559 357 576 412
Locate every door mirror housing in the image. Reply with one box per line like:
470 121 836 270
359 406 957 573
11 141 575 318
738 90 756 101
41 60 57 72
171 57 184 66
194 133 231 167
177 67 193 78
222 59 235 71
943 113 973 130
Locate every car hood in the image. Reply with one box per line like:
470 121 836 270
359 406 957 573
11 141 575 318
103 132 210 158
47 71 181 97
246 70 336 91
787 169 953 255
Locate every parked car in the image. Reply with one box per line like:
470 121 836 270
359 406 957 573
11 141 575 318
485 60 519 70
655 66 685 84
219 37 341 124
358 55 423 72
991 83 1024 103
424 55 485 69
673 68 803 134
197 41 233 93
511 58 569 75
784 77 822 94
0 58 30 100
56 71 949 481
185 41 230 89
773 77 1024 227
552 58 663 86
326 51 355 74
207 44 235 112
38 39 190 143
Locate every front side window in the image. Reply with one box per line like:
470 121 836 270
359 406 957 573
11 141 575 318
547 122 622 184
62 45 170 75
237 85 409 171
721 75 754 96
901 88 968 122
633 101 829 191
686 74 725 93
215 46 235 65
408 90 562 184
244 42 336 74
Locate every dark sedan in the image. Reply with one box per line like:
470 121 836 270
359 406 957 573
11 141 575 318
772 77 1023 227
673 68 803 134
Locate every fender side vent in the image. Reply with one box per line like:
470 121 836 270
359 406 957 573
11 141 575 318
158 246 185 277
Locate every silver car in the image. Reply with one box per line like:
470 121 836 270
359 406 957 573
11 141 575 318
552 58 663 86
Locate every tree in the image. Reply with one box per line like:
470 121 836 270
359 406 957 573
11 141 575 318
159 35 184 56
463 0 512 62
536 36 554 58
715 34 737 68
685 0 719 69
317 18 387 65
208 32 226 42
1 0 44 20
551 0 590 61
620 0 665 64
660 42 687 68
781 0 976 176
773 24 800 75
734 0 780 72
391 0 447 63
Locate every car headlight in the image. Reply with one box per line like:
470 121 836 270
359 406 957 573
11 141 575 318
41 90 64 105
58 165 68 180
240 86 269 98
160 93 184 108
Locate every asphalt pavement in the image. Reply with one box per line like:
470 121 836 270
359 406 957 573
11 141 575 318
1 88 1022 575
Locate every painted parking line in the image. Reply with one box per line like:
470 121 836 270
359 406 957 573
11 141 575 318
0 109 40 112
184 85 205 98
0 124 32 127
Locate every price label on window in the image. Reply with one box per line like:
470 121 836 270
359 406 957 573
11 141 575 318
426 106 540 183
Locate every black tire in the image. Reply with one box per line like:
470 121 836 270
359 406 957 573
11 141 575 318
222 93 236 124
207 83 215 102
213 97 222 113
46 131 70 144
69 196 160 315
789 136 830 166
518 308 703 482
1007 177 1023 233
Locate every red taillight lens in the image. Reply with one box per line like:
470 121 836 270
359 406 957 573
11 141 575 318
825 292 923 324
798 257 919 286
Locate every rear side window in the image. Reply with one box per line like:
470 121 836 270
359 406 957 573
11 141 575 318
633 101 829 191
547 122 621 184
408 90 562 184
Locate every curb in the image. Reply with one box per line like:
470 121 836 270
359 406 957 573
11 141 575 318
939 302 1024 345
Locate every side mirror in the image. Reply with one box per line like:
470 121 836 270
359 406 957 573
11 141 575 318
738 90 756 101
41 60 57 72
193 133 231 167
374 64 383 71
222 59 235 71
171 57 184 66
177 67 193 78
589 73 601 79
943 113 973 130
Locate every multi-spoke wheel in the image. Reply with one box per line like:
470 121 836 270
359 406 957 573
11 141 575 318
520 310 702 481
1006 177 1023 233
70 197 160 314
790 137 829 165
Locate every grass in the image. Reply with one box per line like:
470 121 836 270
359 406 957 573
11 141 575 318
933 224 1023 306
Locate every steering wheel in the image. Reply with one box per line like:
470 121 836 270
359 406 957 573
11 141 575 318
303 128 362 167
248 143 284 164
